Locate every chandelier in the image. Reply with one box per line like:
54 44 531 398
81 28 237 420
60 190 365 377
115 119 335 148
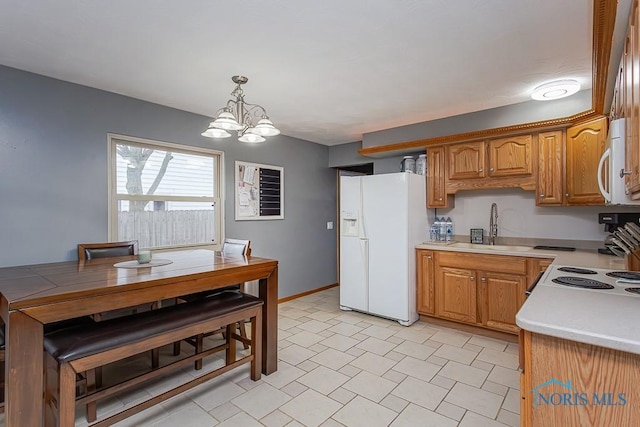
201 75 280 143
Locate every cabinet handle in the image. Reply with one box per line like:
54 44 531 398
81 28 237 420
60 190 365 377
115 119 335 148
427 256 432 259
439 197 443 201
565 193 569 197
489 168 494 172
470 276 475 280
481 277 486 282
539 194 545 198
478 168 483 173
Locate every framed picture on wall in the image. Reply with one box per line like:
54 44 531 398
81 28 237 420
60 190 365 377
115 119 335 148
235 161 284 220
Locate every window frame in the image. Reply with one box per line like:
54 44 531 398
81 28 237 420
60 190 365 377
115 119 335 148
107 133 224 250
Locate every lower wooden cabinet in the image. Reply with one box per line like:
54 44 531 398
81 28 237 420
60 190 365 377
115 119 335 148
436 266 477 323
416 249 552 334
479 271 526 334
416 250 435 315
520 331 640 426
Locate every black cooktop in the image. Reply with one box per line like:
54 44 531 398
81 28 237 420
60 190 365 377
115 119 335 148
557 267 598 275
606 271 640 281
552 276 615 289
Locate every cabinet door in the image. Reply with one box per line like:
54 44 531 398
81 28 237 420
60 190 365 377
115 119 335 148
416 250 435 315
447 141 486 180
537 131 564 205
630 3 640 196
488 135 533 177
427 147 450 208
435 266 477 324
565 117 607 205
479 271 526 334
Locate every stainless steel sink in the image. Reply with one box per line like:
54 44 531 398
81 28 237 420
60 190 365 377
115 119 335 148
447 242 533 252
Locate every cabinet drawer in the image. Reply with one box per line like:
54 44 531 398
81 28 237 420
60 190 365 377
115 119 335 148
436 251 527 275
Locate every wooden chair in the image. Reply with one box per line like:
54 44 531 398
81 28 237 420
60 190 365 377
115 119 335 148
77 240 160 419
77 240 138 261
173 239 252 366
77 240 156 320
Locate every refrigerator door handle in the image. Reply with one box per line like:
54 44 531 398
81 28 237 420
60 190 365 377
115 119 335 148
360 238 369 298
359 178 367 239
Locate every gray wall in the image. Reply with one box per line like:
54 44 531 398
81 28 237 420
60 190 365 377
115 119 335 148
0 65 337 298
328 141 416 175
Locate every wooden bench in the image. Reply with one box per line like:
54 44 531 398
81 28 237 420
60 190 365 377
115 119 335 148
44 290 262 427
0 316 98 415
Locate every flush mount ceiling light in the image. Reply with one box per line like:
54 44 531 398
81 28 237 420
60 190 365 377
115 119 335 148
201 75 280 143
531 79 581 101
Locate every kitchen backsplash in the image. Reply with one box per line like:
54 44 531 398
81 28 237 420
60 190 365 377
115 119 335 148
436 188 640 241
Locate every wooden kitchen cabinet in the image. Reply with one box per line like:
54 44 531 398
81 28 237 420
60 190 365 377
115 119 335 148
426 146 452 208
479 271 526 334
448 136 533 180
435 265 477 323
417 250 551 334
434 251 528 331
416 250 435 315
624 0 640 197
520 331 640 426
611 0 640 198
447 141 486 180
565 117 607 205
536 131 564 205
488 134 533 177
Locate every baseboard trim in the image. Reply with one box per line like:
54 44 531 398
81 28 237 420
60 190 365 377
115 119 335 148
278 283 338 304
419 315 518 343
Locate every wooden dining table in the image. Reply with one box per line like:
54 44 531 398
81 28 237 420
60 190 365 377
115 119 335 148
0 249 278 427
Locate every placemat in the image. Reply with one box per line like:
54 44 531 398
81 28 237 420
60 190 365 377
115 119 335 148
113 259 173 269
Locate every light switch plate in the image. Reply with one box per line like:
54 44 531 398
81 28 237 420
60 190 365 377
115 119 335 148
327 221 334 230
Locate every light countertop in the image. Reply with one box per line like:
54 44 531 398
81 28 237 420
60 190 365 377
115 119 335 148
416 240 640 355
416 241 624 269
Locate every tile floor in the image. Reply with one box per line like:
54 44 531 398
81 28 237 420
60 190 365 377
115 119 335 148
3 287 522 426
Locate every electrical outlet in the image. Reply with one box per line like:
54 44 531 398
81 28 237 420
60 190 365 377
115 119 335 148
327 221 334 230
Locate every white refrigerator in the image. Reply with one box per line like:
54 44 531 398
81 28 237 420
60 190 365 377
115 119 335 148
339 173 430 326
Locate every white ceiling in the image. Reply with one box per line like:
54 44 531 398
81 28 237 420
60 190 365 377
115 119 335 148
0 1 595 146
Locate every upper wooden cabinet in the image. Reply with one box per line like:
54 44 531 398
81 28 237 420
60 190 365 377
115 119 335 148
488 135 533 177
611 0 640 198
424 120 606 207
447 141 486 180
537 131 564 205
447 136 533 181
427 146 452 208
565 117 607 205
623 0 640 197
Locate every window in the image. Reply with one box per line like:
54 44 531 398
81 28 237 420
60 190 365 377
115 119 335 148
108 134 223 249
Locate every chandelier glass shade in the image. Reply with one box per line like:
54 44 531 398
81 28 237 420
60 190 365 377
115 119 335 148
202 76 280 143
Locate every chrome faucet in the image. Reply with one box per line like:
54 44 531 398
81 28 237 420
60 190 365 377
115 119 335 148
489 203 498 245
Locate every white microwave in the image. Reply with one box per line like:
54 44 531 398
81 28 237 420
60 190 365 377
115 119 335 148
597 118 640 205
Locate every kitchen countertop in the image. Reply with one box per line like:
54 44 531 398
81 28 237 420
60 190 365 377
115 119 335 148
416 240 624 268
416 240 640 355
